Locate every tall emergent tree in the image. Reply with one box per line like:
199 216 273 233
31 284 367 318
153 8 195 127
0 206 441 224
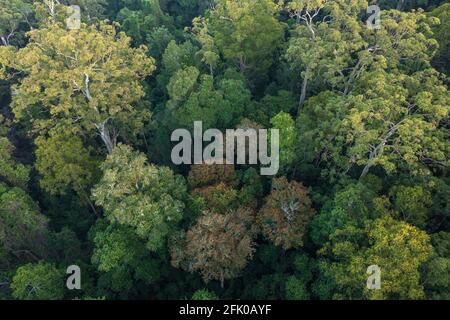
0 17 155 154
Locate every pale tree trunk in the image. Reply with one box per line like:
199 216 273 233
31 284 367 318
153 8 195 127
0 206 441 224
290 9 319 114
1 30 18 46
298 65 311 113
360 140 387 178
360 156 376 179
76 182 99 216
344 46 381 96
46 0 60 17
360 121 402 178
238 56 249 73
83 73 93 101
298 16 314 112
82 73 118 154
344 59 363 96
95 119 118 154
209 64 214 77
220 272 225 289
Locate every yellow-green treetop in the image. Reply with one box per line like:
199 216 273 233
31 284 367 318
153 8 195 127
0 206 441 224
0 20 155 153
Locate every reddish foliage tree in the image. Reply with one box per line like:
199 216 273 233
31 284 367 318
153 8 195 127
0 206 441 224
171 207 257 288
258 177 315 250
187 162 238 189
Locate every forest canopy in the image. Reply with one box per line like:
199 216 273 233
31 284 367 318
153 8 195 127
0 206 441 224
0 0 448 300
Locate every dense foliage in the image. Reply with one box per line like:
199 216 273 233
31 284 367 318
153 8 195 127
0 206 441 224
0 0 448 300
